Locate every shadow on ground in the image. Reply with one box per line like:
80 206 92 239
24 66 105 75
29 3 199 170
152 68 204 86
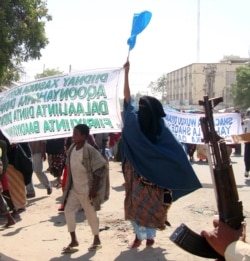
48 247 169 261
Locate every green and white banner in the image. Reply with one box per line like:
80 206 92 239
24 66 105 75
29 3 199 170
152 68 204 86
0 67 123 143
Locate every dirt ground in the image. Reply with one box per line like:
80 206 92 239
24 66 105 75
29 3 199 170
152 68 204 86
0 151 249 261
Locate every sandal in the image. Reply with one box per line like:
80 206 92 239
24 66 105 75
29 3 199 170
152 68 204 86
62 245 79 254
146 239 155 247
58 205 64 212
62 246 78 254
128 238 141 249
88 244 102 251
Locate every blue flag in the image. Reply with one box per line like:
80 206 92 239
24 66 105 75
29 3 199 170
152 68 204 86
127 11 152 51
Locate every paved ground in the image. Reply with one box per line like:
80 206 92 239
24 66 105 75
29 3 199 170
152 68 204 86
0 148 249 261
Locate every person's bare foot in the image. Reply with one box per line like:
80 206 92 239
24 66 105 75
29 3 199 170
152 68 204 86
93 235 101 246
88 235 102 251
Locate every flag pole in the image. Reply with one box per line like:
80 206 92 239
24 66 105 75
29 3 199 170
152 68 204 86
127 50 130 60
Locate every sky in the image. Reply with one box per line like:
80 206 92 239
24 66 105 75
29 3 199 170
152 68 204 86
22 0 250 96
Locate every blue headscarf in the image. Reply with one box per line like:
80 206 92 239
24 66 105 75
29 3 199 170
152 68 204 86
122 98 202 201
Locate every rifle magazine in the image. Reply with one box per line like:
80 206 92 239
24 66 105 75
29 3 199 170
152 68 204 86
170 223 224 259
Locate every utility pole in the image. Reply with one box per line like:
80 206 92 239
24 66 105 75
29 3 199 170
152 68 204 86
197 0 200 62
203 64 217 98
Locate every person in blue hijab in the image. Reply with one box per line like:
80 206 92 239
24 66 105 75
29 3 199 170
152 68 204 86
122 60 202 248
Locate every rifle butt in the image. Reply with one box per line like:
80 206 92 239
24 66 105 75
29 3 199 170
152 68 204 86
170 223 224 260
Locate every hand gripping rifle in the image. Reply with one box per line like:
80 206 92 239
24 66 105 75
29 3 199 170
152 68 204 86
170 96 244 259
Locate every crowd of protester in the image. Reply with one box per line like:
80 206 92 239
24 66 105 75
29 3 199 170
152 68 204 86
0 60 249 260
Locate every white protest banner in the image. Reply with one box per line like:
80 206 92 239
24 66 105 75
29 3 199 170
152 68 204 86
164 110 242 144
0 67 124 143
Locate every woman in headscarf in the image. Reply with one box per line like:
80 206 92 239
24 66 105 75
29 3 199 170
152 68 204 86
0 131 28 212
0 138 16 227
122 60 202 248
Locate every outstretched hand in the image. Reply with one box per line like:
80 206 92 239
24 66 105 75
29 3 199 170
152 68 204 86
123 60 130 74
201 219 246 256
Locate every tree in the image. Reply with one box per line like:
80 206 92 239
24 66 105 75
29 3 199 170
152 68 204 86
148 74 168 98
35 68 63 79
0 0 52 86
0 62 22 87
231 65 250 109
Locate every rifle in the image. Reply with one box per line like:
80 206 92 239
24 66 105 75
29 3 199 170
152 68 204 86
170 96 244 259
